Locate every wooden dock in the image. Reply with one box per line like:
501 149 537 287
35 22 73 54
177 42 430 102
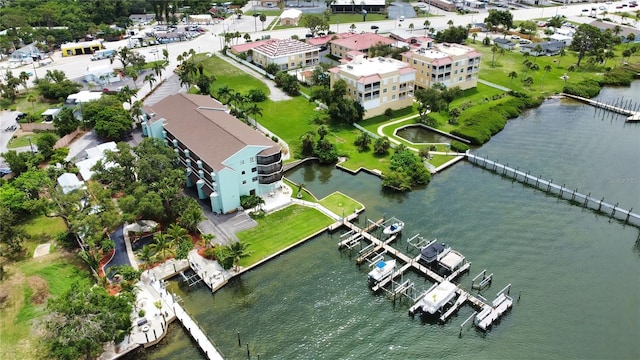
338 219 512 331
561 93 640 121
466 153 640 228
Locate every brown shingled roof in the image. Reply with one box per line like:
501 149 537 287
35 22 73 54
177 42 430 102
147 93 280 171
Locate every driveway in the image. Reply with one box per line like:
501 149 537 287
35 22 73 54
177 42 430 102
103 225 130 280
0 110 22 168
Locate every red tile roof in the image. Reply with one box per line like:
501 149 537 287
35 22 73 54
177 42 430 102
253 38 319 57
230 39 273 54
330 33 394 51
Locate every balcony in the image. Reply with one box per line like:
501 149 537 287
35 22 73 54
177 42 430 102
259 172 283 184
257 162 283 175
257 152 282 165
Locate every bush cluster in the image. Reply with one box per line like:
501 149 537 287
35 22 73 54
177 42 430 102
450 140 469 153
563 79 601 98
451 96 543 145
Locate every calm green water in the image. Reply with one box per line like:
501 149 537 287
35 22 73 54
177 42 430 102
143 84 640 360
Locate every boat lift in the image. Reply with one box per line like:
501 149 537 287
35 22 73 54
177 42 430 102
471 269 493 291
406 234 436 253
180 271 203 287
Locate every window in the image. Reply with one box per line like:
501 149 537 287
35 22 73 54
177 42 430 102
240 160 245 165
250 157 255 163
392 95 396 99
383 88 387 93
413 59 417 64
242 171 246 175
242 180 247 184
252 167 257 173
392 85 397 90
252 177 258 182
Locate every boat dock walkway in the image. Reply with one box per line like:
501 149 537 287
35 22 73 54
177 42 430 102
337 219 511 331
560 93 640 121
466 153 640 228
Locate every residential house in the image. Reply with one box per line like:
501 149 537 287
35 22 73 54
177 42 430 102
10 43 44 64
259 0 282 7
389 29 433 48
129 14 155 23
330 0 386 14
520 40 565 56
493 38 516 50
402 43 481 90
329 55 416 118
424 0 457 12
280 9 302 26
589 20 640 43
141 94 283 214
57 173 85 194
252 38 320 70
330 33 395 60
549 34 572 47
76 142 117 181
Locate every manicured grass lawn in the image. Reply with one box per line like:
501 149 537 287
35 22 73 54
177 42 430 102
8 90 60 115
0 252 89 360
329 13 387 24
467 40 610 95
318 192 364 217
6 132 51 149
429 154 457 167
259 96 321 145
194 54 270 96
237 205 334 266
21 215 67 255
283 177 317 202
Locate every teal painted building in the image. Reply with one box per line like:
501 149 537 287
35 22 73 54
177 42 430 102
142 94 283 214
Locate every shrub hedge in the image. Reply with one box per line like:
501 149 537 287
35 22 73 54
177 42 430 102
451 95 543 145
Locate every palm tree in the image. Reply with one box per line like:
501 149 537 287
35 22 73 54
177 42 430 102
149 233 175 261
244 103 263 127
130 100 144 122
523 76 534 87
423 20 430 36
556 48 566 68
144 73 156 91
27 94 36 112
165 224 191 247
217 85 232 104
137 244 155 269
409 23 414 33
491 45 499 66
508 71 518 85
152 61 165 81
227 241 252 272
18 71 29 90
229 92 245 113
317 125 328 140
447 19 454 28
117 85 139 106
540 65 552 91
162 48 169 63
260 14 267 31
472 33 478 43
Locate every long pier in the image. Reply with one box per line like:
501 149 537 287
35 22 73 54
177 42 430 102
337 219 511 331
560 93 640 121
466 153 640 228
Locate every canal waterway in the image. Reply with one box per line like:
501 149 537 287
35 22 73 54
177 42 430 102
142 83 640 360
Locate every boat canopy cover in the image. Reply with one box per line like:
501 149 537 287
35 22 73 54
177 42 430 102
377 261 386 269
439 251 464 271
421 242 447 262
421 281 457 314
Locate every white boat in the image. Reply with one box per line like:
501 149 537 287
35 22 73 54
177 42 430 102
409 281 457 316
383 222 404 235
368 259 396 285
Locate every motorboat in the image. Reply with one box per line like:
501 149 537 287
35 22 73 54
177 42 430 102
419 240 449 265
368 259 396 286
383 222 404 235
409 280 457 316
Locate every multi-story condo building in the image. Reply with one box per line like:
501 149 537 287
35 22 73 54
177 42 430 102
402 43 481 90
329 55 416 118
252 38 320 70
329 33 395 60
141 94 283 214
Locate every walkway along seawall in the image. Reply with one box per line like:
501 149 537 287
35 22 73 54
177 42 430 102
465 153 640 228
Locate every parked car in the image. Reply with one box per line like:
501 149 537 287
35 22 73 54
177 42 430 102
15 112 26 121
371 25 379 30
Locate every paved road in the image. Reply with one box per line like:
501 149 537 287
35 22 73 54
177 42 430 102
104 225 131 280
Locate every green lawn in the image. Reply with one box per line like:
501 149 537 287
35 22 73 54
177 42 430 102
7 132 51 149
283 177 317 202
318 191 364 217
7 90 61 115
21 215 67 255
193 54 270 96
0 253 89 360
329 13 387 24
237 205 334 266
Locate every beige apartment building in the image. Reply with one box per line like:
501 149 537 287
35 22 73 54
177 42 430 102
329 56 416 118
252 38 320 71
402 43 481 90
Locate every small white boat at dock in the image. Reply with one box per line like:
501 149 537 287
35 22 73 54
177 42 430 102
368 259 396 286
383 222 404 235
